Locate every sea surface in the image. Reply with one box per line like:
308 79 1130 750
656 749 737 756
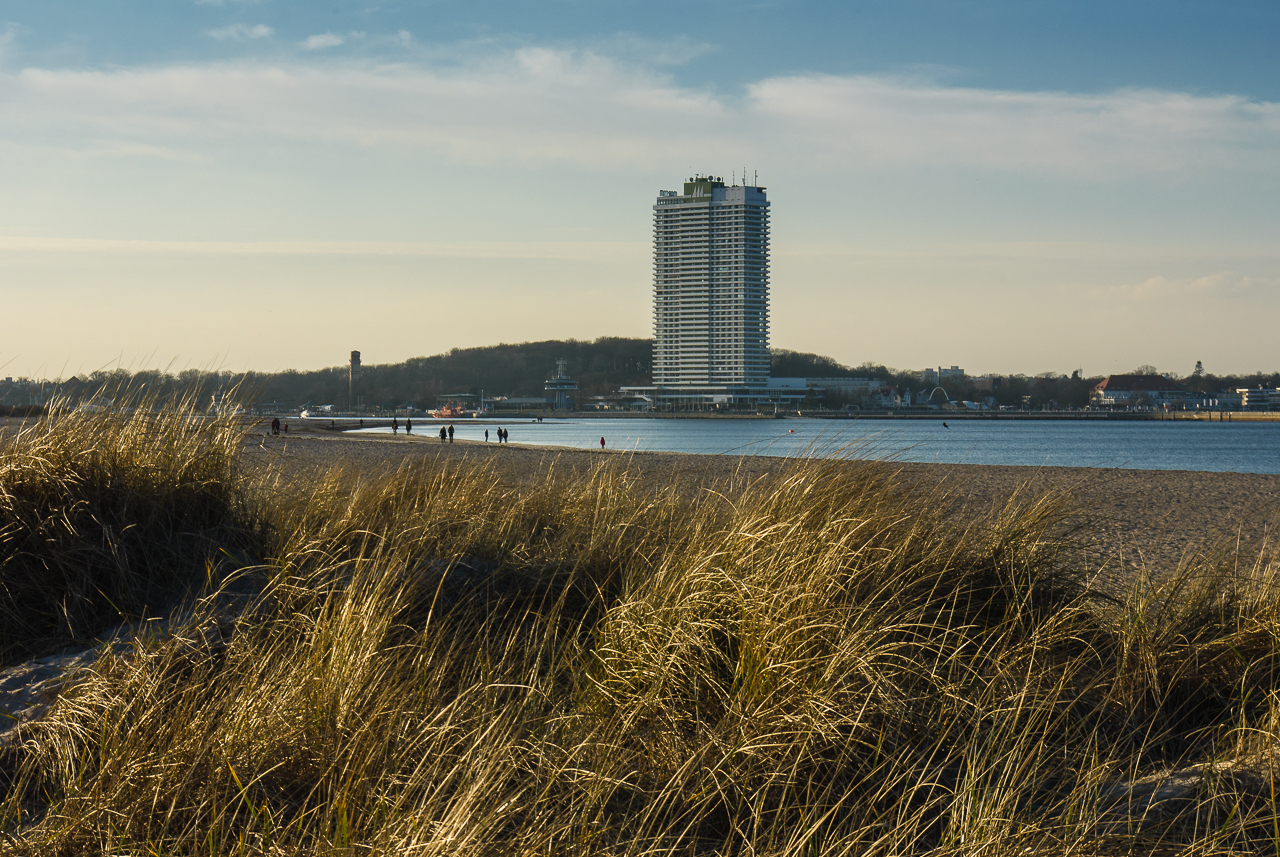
352 418 1280 474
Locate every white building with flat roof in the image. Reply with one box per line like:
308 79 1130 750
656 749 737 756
654 176 769 383
1237 388 1280 410
633 175 776 408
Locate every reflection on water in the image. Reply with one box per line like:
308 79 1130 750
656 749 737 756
352 418 1280 474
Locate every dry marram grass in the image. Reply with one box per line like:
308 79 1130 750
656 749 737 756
2 397 1280 854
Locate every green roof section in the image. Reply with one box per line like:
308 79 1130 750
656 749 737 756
683 177 724 198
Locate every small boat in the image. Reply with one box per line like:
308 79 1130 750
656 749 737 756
430 402 468 419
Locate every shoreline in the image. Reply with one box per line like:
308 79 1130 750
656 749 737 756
273 410 1280 426
5 416 1277 577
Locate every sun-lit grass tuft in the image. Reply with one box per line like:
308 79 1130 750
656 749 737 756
0 389 261 665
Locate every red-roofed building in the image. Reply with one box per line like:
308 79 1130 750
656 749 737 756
1091 375 1189 409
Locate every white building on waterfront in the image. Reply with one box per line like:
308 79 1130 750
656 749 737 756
627 175 796 408
920 366 965 386
653 175 770 387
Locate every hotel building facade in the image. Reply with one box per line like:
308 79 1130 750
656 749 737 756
626 175 807 409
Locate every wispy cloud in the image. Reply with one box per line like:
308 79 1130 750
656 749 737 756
588 33 717 66
3 49 1278 176
779 76 1280 174
0 236 646 261
1099 272 1273 301
0 23 20 59
302 33 344 50
205 23 273 41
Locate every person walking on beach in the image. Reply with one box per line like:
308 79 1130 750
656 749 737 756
600 436 605 450
392 417 398 435
271 417 280 436
439 426 447 442
447 424 454 443
405 418 412 435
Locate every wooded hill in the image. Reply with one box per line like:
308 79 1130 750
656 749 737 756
275 338 653 409
7 341 1275 411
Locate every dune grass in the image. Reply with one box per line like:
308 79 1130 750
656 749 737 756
2 399 1280 855
0 392 261 665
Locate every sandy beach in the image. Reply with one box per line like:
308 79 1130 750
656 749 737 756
6 414 1276 576
239 423 1280 581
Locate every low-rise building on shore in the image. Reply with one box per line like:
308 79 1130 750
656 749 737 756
1237 388 1280 410
1091 374 1189 409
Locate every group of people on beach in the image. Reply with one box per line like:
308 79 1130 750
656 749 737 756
379 421 517 443
263 418 606 451
433 425 511 443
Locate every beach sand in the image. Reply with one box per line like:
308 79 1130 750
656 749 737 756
5 415 1275 580
241 425 1280 582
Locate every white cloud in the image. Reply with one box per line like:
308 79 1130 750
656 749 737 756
1101 272 1272 301
0 235 643 260
205 24 273 41
1 50 1278 176
0 23 20 58
747 74 1280 175
302 33 344 50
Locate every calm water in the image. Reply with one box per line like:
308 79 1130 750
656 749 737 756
353 418 1280 474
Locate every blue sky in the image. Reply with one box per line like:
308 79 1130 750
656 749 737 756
11 1 1280 98
1 1 1278 377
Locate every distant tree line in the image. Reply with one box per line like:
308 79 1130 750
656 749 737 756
0 339 652 411
4 345 1278 412
770 353 1280 410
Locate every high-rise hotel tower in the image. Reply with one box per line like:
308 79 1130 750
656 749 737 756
652 176 770 390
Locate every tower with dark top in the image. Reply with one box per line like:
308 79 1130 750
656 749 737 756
349 351 361 412
544 358 579 410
